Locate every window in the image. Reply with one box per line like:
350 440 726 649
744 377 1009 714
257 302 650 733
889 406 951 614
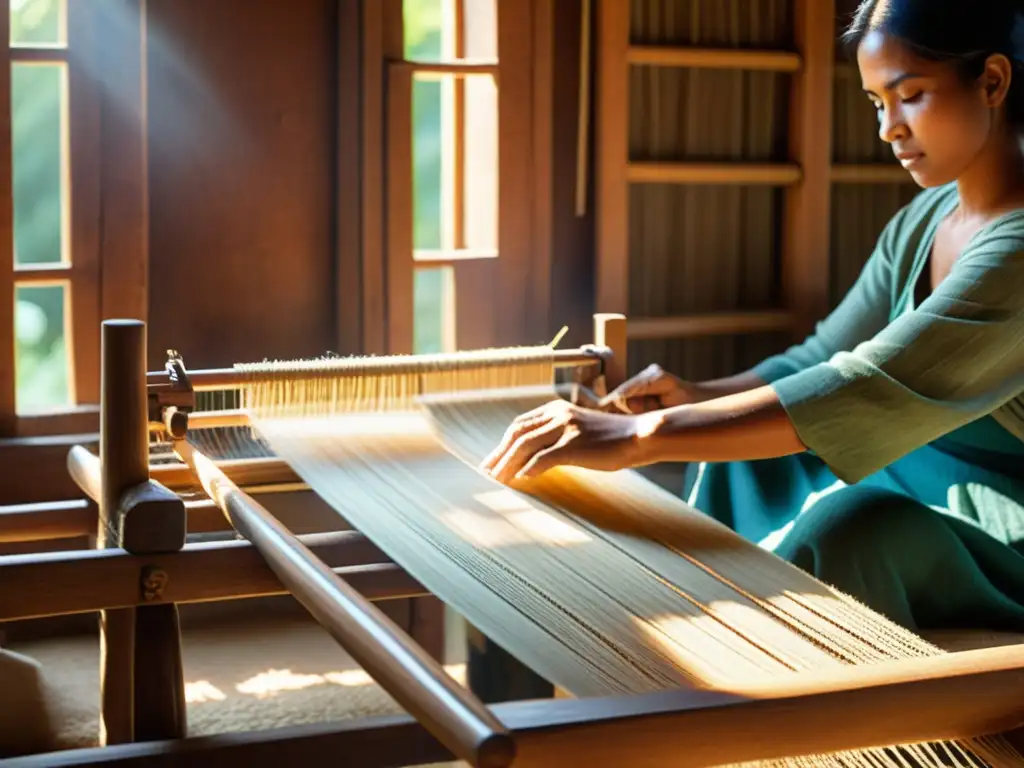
1 0 100 436
399 0 499 355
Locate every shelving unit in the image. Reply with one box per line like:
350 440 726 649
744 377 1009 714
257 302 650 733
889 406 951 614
595 0 913 345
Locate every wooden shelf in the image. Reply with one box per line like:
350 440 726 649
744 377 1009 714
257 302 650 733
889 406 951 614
628 311 795 340
627 162 802 186
627 45 802 73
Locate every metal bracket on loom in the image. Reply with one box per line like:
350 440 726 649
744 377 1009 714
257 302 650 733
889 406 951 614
147 350 194 441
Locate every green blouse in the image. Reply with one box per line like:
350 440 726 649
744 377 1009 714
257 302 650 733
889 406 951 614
753 183 1024 484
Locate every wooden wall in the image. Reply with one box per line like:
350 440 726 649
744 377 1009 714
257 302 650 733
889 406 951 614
626 0 794 381
145 0 340 370
608 0 919 382
124 0 921 379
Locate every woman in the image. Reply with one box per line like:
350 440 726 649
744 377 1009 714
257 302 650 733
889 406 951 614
483 0 1024 635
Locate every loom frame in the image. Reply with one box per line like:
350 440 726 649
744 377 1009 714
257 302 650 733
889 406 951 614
6 314 1024 766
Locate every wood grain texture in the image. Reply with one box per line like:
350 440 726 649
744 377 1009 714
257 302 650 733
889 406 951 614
146 0 336 369
96 0 148 325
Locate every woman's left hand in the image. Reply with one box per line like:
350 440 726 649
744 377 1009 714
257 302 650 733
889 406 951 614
480 399 654 485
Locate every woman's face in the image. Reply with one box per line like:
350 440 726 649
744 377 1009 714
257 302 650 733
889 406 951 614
857 30 1005 187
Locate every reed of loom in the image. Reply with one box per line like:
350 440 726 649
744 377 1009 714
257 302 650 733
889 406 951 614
7 314 1024 767
145 313 629 442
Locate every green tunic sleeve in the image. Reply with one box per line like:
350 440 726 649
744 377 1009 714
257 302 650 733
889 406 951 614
771 211 1024 484
751 204 909 384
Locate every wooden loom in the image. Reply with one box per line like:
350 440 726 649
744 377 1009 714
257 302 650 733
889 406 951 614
3 316 1024 767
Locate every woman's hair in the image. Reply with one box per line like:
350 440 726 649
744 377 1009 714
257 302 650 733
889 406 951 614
841 0 1024 126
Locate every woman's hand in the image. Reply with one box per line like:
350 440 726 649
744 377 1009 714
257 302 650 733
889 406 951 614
480 399 657 484
600 363 701 414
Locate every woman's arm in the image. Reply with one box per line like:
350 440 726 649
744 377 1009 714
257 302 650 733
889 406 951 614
683 370 769 402
483 386 805 483
638 385 806 463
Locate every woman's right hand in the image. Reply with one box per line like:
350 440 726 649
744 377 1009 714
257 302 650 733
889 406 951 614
599 363 702 414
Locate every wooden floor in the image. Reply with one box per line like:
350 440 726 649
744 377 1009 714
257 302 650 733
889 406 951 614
7 602 469 765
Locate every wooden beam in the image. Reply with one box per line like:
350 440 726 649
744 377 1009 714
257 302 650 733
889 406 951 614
628 311 795 340
98 320 190 745
335 0 363 356
11 645 1024 768
403 60 500 76
384 57 414 355
496 0 541 346
781 0 836 337
0 530 414 621
627 45 802 72
628 162 801 186
67 0 103 405
96 0 149 323
594 0 630 315
0 0 15 436
0 496 233 543
361 0 387 354
531 0 555 341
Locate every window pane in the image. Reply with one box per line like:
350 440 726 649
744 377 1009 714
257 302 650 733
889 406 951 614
15 284 70 412
462 74 497 253
412 74 448 251
10 0 65 46
12 63 67 266
403 0 447 61
414 267 454 354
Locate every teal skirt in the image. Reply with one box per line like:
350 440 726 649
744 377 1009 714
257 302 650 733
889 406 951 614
685 415 1024 632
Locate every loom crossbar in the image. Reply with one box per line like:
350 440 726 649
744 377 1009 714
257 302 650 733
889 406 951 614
8 645 1024 767
0 530 426 622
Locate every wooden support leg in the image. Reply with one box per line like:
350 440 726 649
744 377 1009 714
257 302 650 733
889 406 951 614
593 313 628 393
408 596 446 664
98 320 188 745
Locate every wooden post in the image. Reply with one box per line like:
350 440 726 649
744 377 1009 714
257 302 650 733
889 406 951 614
781 0 836 337
98 319 187 745
593 312 628 391
594 0 630 315
0 5 13 437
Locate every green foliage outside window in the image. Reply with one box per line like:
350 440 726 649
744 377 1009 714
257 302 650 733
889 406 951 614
12 0 69 412
404 0 448 354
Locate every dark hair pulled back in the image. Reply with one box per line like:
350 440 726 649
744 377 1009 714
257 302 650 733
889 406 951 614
842 0 1024 126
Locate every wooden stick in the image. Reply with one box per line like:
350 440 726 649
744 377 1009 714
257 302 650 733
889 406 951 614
150 457 300 490
593 313 627 392
0 499 95 543
68 444 103 501
173 440 515 768
574 0 591 217
11 644 1024 768
627 161 802 186
97 320 144 746
626 45 803 72
627 311 795 340
0 531 419 621
0 496 239 543
99 320 188 745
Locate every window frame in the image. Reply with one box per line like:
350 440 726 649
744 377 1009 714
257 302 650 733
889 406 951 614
378 0 552 355
0 0 146 440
